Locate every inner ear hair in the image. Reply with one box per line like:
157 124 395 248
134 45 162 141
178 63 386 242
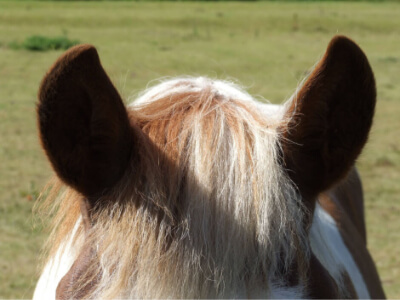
281 35 376 199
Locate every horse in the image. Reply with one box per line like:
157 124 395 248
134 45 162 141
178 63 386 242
33 35 385 299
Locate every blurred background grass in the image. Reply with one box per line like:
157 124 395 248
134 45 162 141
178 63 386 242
0 1 399 298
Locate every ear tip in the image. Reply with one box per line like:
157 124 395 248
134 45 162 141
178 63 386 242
65 43 98 57
69 43 97 52
47 43 100 76
56 43 100 68
327 35 366 58
38 43 101 101
330 35 355 45
326 35 374 81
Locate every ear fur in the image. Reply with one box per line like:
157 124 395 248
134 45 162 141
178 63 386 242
38 45 133 197
281 36 376 199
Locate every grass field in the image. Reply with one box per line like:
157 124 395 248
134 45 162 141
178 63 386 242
0 1 399 298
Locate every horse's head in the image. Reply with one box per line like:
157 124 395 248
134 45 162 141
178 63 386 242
36 36 376 298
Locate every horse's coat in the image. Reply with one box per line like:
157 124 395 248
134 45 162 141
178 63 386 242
310 201 369 298
34 36 385 299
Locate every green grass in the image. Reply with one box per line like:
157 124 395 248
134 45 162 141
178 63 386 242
0 1 399 298
9 35 80 51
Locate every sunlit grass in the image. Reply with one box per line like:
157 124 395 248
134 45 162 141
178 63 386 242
0 1 399 298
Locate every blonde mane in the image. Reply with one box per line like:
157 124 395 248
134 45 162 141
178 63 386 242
39 77 310 298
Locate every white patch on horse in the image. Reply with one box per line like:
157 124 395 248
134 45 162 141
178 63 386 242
310 203 370 299
33 219 81 300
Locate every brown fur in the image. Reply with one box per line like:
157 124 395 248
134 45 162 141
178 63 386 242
323 168 367 243
37 45 134 199
281 36 376 205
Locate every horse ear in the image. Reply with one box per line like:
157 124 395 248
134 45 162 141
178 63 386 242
38 45 134 197
281 36 376 199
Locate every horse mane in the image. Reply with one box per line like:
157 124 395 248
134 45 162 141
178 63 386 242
38 77 310 298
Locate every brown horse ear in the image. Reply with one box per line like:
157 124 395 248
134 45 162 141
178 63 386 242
281 36 376 199
38 45 134 197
